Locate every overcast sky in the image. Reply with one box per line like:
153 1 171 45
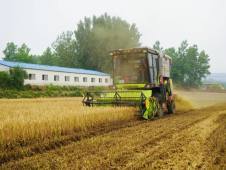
0 0 225 73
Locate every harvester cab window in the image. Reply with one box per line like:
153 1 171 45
114 53 149 84
159 56 170 77
148 53 158 84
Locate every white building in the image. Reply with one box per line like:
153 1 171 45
0 60 112 86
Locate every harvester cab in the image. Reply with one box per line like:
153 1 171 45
83 47 175 119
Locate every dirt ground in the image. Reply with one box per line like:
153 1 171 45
1 91 226 169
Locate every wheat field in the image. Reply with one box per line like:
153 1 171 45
0 95 192 150
0 98 136 149
0 93 225 169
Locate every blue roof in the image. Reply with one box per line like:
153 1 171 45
0 60 109 76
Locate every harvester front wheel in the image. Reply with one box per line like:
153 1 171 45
167 101 176 114
152 93 164 118
156 102 164 117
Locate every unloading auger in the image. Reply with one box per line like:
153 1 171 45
83 48 175 119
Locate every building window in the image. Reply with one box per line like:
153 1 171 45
105 78 108 83
65 76 70 82
74 77 79 82
54 75 59 81
99 78 102 83
42 74 48 81
28 74 35 80
83 77 87 82
91 78 95 83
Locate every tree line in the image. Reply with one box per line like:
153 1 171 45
3 13 140 73
0 67 27 89
2 13 210 87
153 41 210 87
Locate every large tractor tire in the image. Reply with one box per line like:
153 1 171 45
167 100 176 114
152 93 164 117
157 103 164 117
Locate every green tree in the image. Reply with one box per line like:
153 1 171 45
164 47 182 83
164 40 210 87
9 67 28 89
153 40 163 52
75 13 141 72
196 50 210 85
0 67 27 89
52 31 77 67
16 43 33 63
3 42 34 63
31 54 41 64
3 42 17 61
0 72 11 88
39 47 59 66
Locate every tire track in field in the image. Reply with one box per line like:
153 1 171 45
204 114 226 169
124 110 226 169
94 110 212 169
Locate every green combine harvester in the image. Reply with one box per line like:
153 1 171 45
82 47 175 119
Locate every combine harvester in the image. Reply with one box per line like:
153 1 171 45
83 48 175 119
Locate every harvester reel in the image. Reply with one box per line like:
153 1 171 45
83 90 166 120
